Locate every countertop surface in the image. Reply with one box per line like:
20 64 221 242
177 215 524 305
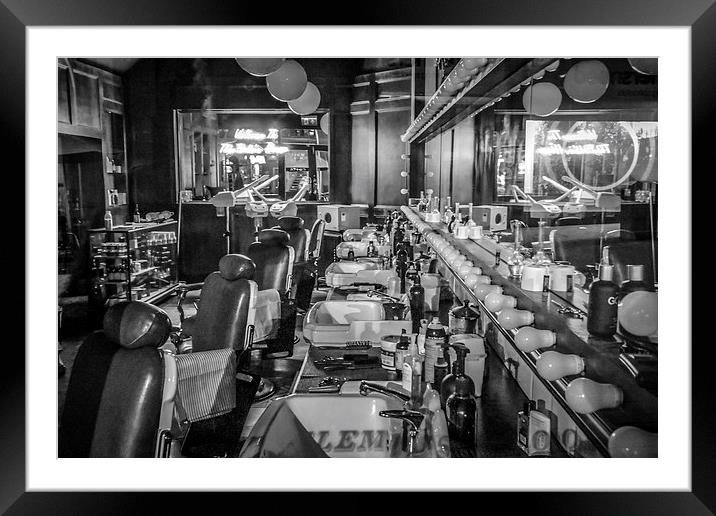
292 294 567 458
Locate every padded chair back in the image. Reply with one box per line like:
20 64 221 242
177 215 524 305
60 302 172 457
275 216 309 262
307 218 325 259
605 240 656 286
552 225 601 273
247 229 295 292
191 254 258 353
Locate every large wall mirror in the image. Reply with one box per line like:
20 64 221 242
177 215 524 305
174 108 329 201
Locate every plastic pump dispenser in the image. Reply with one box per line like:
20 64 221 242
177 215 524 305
445 344 478 447
439 343 475 408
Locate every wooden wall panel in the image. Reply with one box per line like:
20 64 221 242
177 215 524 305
350 113 374 204
376 107 410 206
450 116 476 205
439 130 453 204
424 135 441 201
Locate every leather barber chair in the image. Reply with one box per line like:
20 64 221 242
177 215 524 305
59 302 175 457
273 216 310 263
293 218 325 311
172 254 263 456
174 254 258 355
246 229 297 400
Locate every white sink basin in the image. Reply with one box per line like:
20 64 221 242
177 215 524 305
325 260 381 286
242 387 405 457
303 300 384 344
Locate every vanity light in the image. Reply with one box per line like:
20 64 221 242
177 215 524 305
474 283 503 301
514 327 556 352
483 292 517 313
608 426 657 458
535 351 585 381
565 378 623 414
497 308 534 329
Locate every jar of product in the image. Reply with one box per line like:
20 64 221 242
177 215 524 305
380 335 401 371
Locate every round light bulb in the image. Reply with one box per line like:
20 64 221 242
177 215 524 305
608 426 657 458
458 263 473 278
474 283 503 301
473 275 492 286
497 308 534 329
484 293 517 313
470 266 483 276
400 188 409 195
452 255 467 267
400 170 408 177
565 378 623 414
464 273 480 288
514 327 556 352
618 291 658 337
535 351 585 381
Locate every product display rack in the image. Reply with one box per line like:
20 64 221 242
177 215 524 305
89 221 179 307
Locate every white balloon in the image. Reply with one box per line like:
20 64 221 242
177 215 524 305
266 60 308 101
564 60 610 103
235 58 284 77
522 82 562 117
320 113 330 135
288 82 321 115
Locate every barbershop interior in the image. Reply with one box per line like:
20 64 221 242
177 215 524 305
57 57 658 458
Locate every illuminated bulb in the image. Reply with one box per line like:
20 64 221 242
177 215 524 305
483 292 517 312
473 275 491 285
474 283 503 300
426 188 433 194
514 327 556 352
497 308 534 329
400 188 409 195
400 171 408 177
565 378 623 414
464 273 481 288
618 291 658 337
535 351 584 381
470 266 483 276
458 263 474 278
608 426 657 458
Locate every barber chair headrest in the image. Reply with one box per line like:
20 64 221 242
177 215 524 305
277 216 304 231
218 253 256 281
103 302 172 349
258 228 290 246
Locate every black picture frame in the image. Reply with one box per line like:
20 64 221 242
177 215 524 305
5 0 708 513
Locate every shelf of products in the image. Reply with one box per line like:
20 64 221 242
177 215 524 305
402 206 657 458
89 221 179 307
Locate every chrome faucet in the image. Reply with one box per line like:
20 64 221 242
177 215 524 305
359 381 410 405
359 381 425 457
366 290 401 303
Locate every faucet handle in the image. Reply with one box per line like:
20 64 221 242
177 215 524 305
359 381 411 403
378 409 425 434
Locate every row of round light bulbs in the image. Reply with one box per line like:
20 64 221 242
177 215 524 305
401 58 497 142
402 207 656 457
235 58 329 132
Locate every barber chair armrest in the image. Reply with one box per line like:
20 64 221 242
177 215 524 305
176 282 204 323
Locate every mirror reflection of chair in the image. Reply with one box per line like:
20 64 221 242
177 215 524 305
60 302 175 457
246 229 297 400
605 239 656 286
552 225 601 273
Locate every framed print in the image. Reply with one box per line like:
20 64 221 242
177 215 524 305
4 0 711 513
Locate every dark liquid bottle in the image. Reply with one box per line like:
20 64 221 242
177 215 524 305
587 264 619 337
445 345 477 449
408 273 425 333
395 244 409 294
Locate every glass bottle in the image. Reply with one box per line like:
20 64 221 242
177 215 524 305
506 219 526 278
587 264 619 337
